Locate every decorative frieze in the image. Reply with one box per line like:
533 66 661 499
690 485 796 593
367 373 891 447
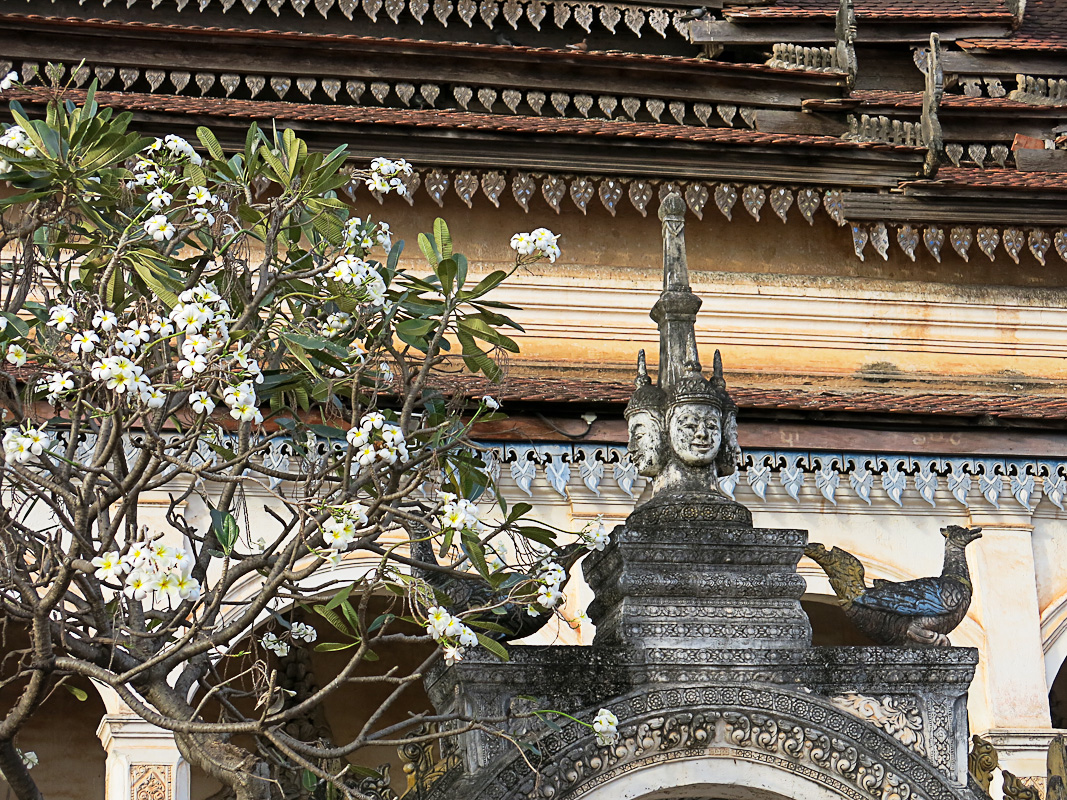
832 694 926 756
849 222 1067 264
63 432 1067 514
845 114 926 147
340 165 845 226
482 443 1067 513
33 0 688 35
1010 74 1067 106
767 43 842 73
7 59 754 131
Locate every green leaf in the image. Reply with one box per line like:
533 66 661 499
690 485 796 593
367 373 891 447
461 530 490 580
475 632 509 661
417 232 439 267
314 641 358 652
437 257 458 297
324 583 352 611
209 509 240 555
433 218 452 260
0 313 30 338
368 612 395 633
505 502 533 525
339 598 361 633
347 766 384 780
467 619 514 634
461 270 509 301
301 770 318 792
313 603 352 636
128 256 180 309
518 526 558 548
64 685 88 701
196 126 226 160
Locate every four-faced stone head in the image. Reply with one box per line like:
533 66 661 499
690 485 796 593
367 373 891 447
625 350 668 477
667 402 722 467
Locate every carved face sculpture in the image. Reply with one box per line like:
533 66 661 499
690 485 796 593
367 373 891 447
627 409 667 477
667 404 722 467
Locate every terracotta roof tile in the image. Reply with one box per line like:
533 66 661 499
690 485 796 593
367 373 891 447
725 0 1011 20
960 0 1067 50
0 11 839 81
7 87 920 152
852 89 1044 111
438 375 1067 421
900 167 1067 191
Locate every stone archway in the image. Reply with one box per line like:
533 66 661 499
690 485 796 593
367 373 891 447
577 756 850 800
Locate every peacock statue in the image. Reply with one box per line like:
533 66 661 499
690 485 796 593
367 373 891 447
408 531 587 643
804 525 982 646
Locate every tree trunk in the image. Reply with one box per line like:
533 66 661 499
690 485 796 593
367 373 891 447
144 685 273 800
0 739 44 800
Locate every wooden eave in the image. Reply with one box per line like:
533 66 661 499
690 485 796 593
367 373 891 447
128 110 929 188
688 19 1014 45
942 50 1067 77
0 13 849 107
11 87 927 188
841 188 1067 225
801 96 1067 141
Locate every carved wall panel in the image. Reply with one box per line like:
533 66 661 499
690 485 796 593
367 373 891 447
130 764 171 800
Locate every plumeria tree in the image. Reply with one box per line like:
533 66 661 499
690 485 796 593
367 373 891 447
0 72 603 800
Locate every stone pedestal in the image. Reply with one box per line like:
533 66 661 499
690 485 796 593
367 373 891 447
584 496 812 650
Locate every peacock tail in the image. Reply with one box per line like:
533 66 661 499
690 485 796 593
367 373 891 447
804 543 868 602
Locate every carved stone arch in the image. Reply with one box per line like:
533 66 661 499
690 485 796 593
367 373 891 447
577 756 854 800
424 683 977 800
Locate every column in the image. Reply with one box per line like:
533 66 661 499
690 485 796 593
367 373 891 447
97 715 190 800
968 509 1051 782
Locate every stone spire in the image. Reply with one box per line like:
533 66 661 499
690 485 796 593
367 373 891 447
650 193 702 395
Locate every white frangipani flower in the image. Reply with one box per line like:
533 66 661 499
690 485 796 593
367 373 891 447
92 310 118 331
144 214 175 242
71 330 100 354
189 391 215 415
91 551 126 582
48 304 77 331
291 622 317 643
146 187 173 209
592 709 619 745
5 343 27 366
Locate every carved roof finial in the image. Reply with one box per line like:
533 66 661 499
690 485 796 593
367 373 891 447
635 348 651 388
650 193 702 394
683 329 702 377
625 349 667 419
658 192 690 293
711 349 725 390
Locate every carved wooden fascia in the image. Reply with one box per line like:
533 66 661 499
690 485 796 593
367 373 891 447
834 0 857 89
920 32 945 178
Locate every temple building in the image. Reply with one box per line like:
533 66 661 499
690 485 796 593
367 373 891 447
3 0 1067 796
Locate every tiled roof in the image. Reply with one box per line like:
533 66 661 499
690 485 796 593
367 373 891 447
725 0 1011 20
960 0 1067 50
437 375 1067 421
852 89 1045 111
900 167 1067 192
0 12 802 75
7 87 920 152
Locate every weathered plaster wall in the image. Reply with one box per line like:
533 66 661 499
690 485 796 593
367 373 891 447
368 192 1067 383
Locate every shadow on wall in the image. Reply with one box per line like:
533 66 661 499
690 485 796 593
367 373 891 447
0 626 106 800
1049 658 1067 728
802 599 878 647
